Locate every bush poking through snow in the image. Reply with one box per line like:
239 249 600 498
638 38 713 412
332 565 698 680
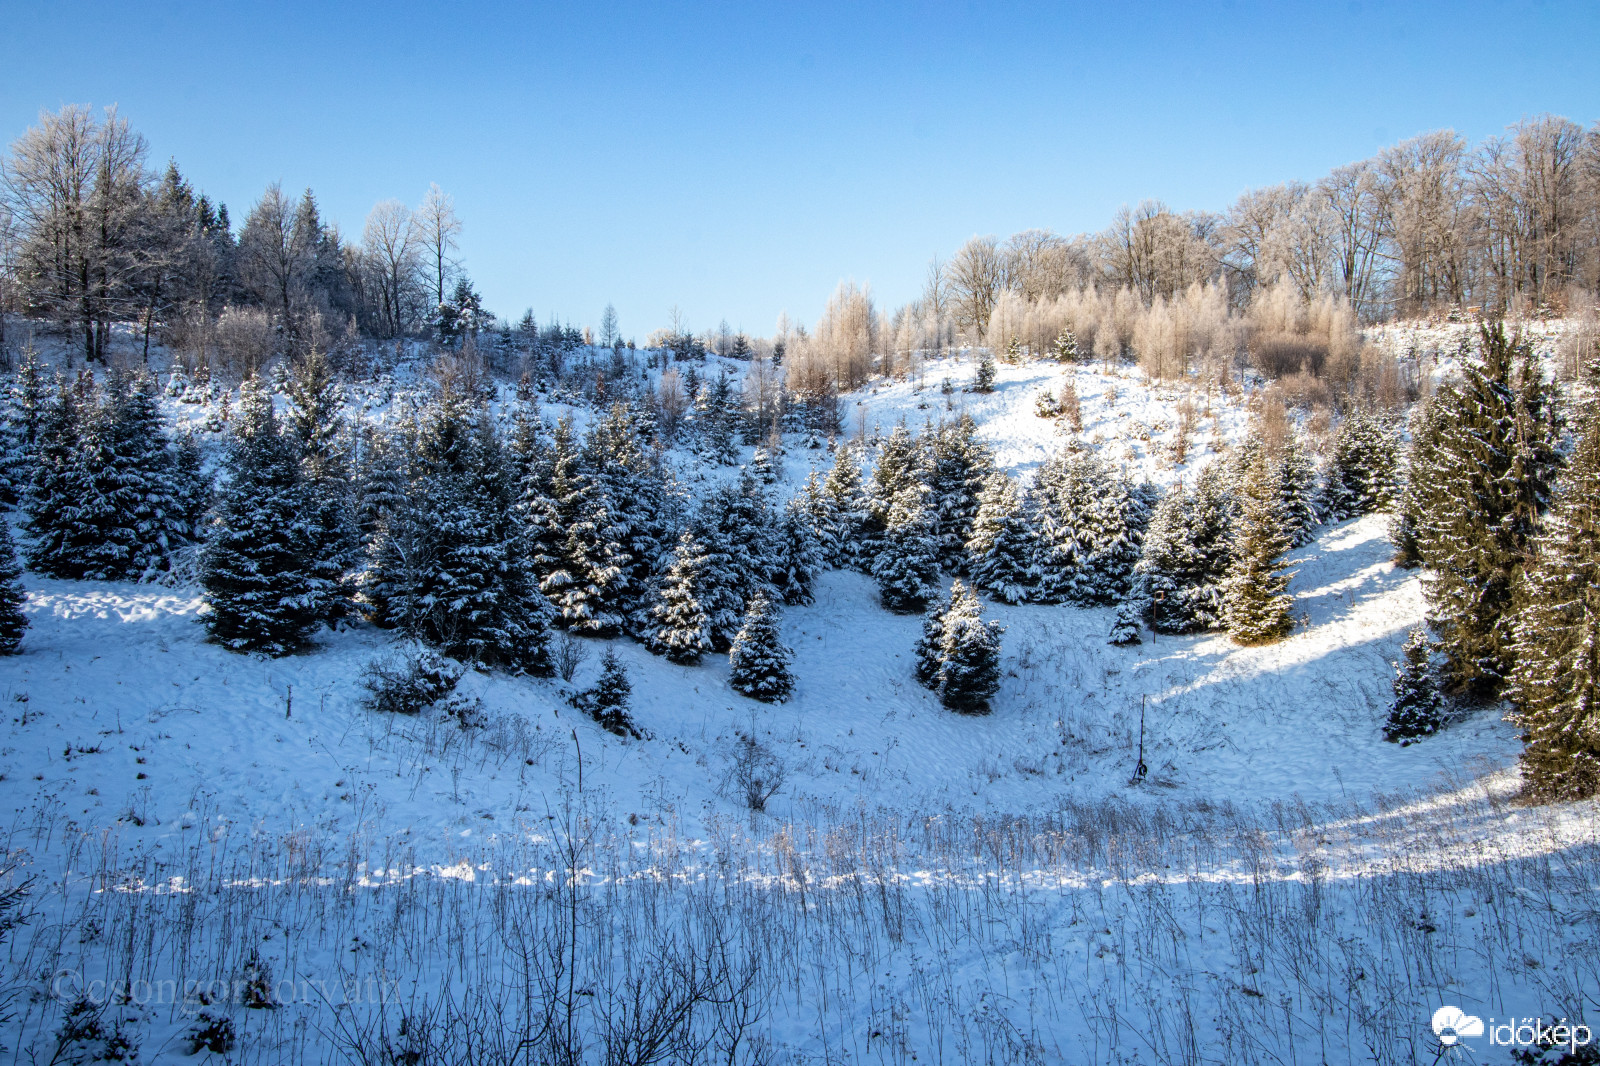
359 645 464 717
572 649 642 739
727 730 787 812
185 1012 236 1055
550 631 589 683
52 998 139 1064
1108 600 1142 646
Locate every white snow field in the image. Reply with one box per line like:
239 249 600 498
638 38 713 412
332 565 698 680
1 347 1597 1064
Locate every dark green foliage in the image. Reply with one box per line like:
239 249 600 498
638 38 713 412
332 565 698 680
1108 600 1141 646
973 351 996 393
965 471 1038 604
1031 450 1147 605
650 530 713 664
359 643 464 716
771 498 820 606
873 483 941 613
1416 323 1562 695
1322 412 1399 521
574 648 641 738
1384 627 1445 744
1509 387 1600 800
929 579 1005 714
728 595 795 702
1391 399 1443 568
1136 464 1236 633
694 471 777 648
0 523 29 654
1222 450 1296 646
924 414 995 568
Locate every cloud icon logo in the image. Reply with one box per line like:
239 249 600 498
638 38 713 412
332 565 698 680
1432 1006 1485 1046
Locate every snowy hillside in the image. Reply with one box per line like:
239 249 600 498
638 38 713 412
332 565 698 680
0 345 1595 1065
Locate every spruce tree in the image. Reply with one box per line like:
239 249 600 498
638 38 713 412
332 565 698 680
200 376 327 656
109 372 191 580
695 473 776 648
1108 600 1142 646
936 580 1005 714
973 351 996 393
1322 411 1399 521
1391 398 1443 568
1222 451 1296 646
771 498 820 606
576 648 641 738
651 529 713 664
728 594 795 702
1053 327 1080 363
873 482 941 613
1135 465 1235 633
0 522 29 654
1031 450 1143 605
862 423 924 562
965 471 1038 604
1275 429 1320 548
1508 383 1600 800
1384 627 1445 744
924 415 995 568
286 350 357 621
913 596 947 688
1417 323 1561 694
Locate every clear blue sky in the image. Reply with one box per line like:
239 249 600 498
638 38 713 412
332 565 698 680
4 1 1596 339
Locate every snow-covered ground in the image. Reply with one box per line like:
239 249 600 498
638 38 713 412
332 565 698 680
0 339 1596 1064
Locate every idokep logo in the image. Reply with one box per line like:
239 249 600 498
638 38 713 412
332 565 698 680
1432 1006 1484 1047
1431 1005 1594 1056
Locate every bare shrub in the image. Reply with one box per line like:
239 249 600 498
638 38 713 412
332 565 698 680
551 631 589 684
725 731 787 813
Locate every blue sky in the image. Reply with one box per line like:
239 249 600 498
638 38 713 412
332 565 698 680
3 1 1596 339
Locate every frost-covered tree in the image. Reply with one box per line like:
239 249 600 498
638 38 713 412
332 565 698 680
729 594 795 702
973 350 996 392
1384 627 1445 744
965 471 1038 604
1391 396 1444 569
1108 600 1141 646
1322 411 1399 521
771 497 821 606
1136 465 1235 633
1417 324 1561 694
815 444 869 569
0 522 29 654
650 529 713 664
1222 451 1296 645
200 376 329 655
1031 450 1145 605
1052 327 1080 363
935 580 1005 714
1508 387 1600 800
695 471 777 648
863 423 924 562
924 414 994 568
913 597 947 687
575 648 641 738
873 483 942 613
285 351 356 622
1275 429 1320 547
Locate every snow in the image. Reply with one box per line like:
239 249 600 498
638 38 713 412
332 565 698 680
0 341 1595 1063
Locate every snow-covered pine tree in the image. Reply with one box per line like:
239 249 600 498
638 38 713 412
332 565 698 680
818 442 869 569
1508 380 1600 800
1384 627 1445 744
913 595 947 688
1221 450 1295 645
0 349 46 506
771 496 820 606
1322 411 1399 521
1418 323 1561 695
200 375 328 656
965 471 1038 604
1030 449 1143 605
1391 397 1443 568
1053 327 1080 363
696 372 739 466
728 594 795 702
1135 465 1235 633
355 425 411 541
862 423 924 564
924 414 994 569
1003 337 1024 364
1108 600 1141 646
973 351 996 393
171 432 211 546
0 522 29 654
695 472 777 648
285 350 357 621
873 482 942 613
749 446 780 485
577 648 641 738
936 579 1005 714
584 402 668 634
1275 428 1320 547
650 529 714 664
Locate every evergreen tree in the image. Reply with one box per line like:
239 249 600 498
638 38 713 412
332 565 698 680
695 472 777 647
0 347 47 506
1221 451 1296 645
108 373 191 580
650 529 714 664
728 594 795 702
285 350 357 622
1384 627 1445 744
171 432 212 545
1052 328 1080 363
1003 337 1024 363
873 482 941 613
816 443 869 569
913 597 947 687
1391 398 1443 568
575 648 641 738
924 415 995 568
862 423 924 563
1108 600 1141 646
935 580 1005 714
200 376 328 656
1275 429 1320 547
696 372 739 465
1135 465 1235 633
1417 323 1562 694
771 497 820 606
583 403 668 636
965 471 1038 604
1031 450 1143 605
1322 412 1400 521
1508 382 1600 800
0 522 29 654
973 351 996 393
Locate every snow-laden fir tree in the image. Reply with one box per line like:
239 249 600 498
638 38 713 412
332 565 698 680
1321 411 1399 521
913 597 947 687
650 529 714 664
0 522 29 654
285 351 356 623
1383 627 1445 744
696 372 740 466
171 432 211 546
873 482 942 613
584 402 669 635
1221 450 1296 645
973 350 996 393
200 375 329 656
1275 428 1320 547
355 424 411 541
1031 449 1144 605
923 414 994 569
103 372 191 580
1416 323 1561 695
771 496 820 606
575 648 641 738
862 423 924 565
749 446 780 485
816 443 869 569
1107 600 1141 646
1135 464 1236 633
965 471 1038 604
0 347 47 505
728 594 795 702
1053 327 1080 363
1507 378 1600 800
695 470 777 648
935 579 1005 714
1003 337 1024 363
1390 397 1443 568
